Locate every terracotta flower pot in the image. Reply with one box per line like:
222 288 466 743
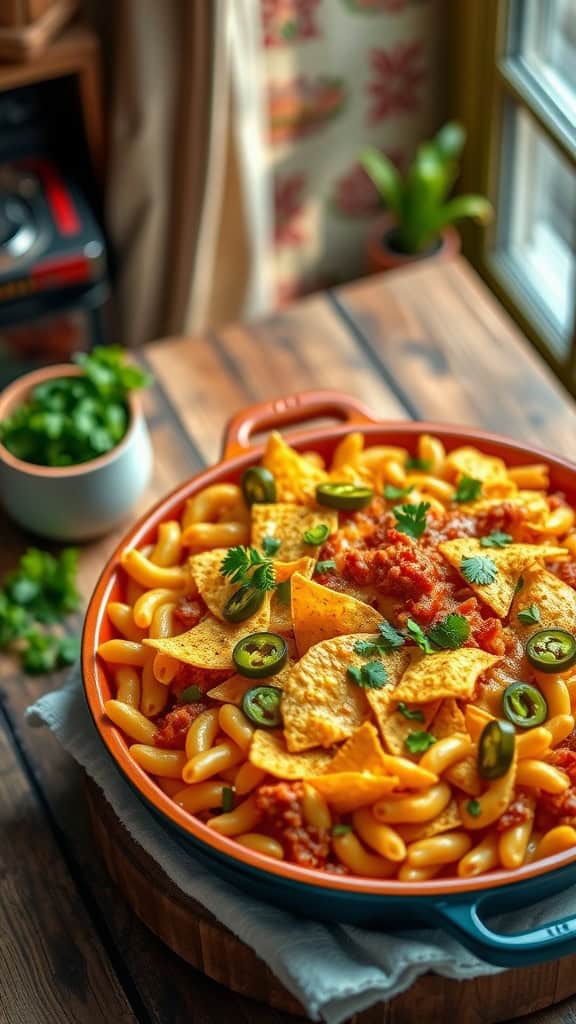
366 213 461 274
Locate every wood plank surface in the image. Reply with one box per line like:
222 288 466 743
1 258 576 1024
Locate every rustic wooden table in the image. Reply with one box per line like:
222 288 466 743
2 257 576 1024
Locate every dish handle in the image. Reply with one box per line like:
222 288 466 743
434 895 576 967
222 391 378 459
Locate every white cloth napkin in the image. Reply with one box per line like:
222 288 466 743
26 667 576 1024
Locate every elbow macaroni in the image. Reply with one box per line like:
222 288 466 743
98 434 576 881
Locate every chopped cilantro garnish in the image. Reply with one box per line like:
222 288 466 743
347 661 389 690
0 346 151 467
220 546 276 592
393 501 430 540
460 554 498 586
315 559 336 575
180 685 204 703
517 604 541 626
354 619 405 658
427 613 470 650
262 536 281 557
383 484 413 501
466 799 481 818
397 702 425 722
454 475 482 503
515 575 524 594
405 456 431 471
405 618 433 653
405 731 436 754
480 531 513 549
332 824 352 837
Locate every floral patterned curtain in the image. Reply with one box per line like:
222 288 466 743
258 0 446 306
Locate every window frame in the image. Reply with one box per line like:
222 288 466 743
449 0 576 394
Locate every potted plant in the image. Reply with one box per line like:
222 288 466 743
0 346 153 541
361 121 493 273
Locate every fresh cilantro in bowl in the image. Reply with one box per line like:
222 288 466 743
0 346 151 467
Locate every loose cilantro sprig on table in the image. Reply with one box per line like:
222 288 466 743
220 546 277 592
517 604 541 625
405 731 436 754
347 661 389 690
480 531 513 549
0 346 151 467
460 554 498 586
393 501 430 540
0 548 81 674
454 475 482 504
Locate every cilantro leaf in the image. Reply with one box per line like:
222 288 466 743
517 604 541 625
397 702 425 722
57 634 81 666
353 619 405 658
427 613 470 650
302 524 330 545
180 685 204 703
405 618 433 653
454 475 482 503
262 536 281 557
315 559 336 575
480 531 513 549
515 576 524 594
460 554 498 586
347 661 389 690
220 546 276 592
393 501 430 540
405 456 431 471
466 799 481 818
332 824 352 836
383 484 413 501
405 731 436 754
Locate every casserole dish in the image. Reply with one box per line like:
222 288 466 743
83 390 576 967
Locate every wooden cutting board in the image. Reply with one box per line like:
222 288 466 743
84 777 576 1023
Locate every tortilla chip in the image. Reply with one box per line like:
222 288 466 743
143 594 271 669
393 647 500 703
269 558 315 635
325 722 389 774
188 548 236 620
364 648 413 738
380 699 441 757
291 573 383 656
251 503 338 561
465 491 550 528
281 634 374 751
308 772 399 813
443 446 515 497
510 564 576 637
261 431 328 504
249 729 333 779
397 800 462 841
439 538 566 617
207 658 295 704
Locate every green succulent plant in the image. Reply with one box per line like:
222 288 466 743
361 121 493 256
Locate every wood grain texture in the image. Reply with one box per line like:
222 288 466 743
335 258 576 454
0 717 134 1024
1 258 576 1024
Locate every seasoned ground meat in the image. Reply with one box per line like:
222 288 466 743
558 562 576 592
174 595 207 628
256 781 330 870
154 702 206 748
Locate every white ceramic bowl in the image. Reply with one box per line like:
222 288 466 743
0 364 153 541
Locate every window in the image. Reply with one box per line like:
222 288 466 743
451 0 576 393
